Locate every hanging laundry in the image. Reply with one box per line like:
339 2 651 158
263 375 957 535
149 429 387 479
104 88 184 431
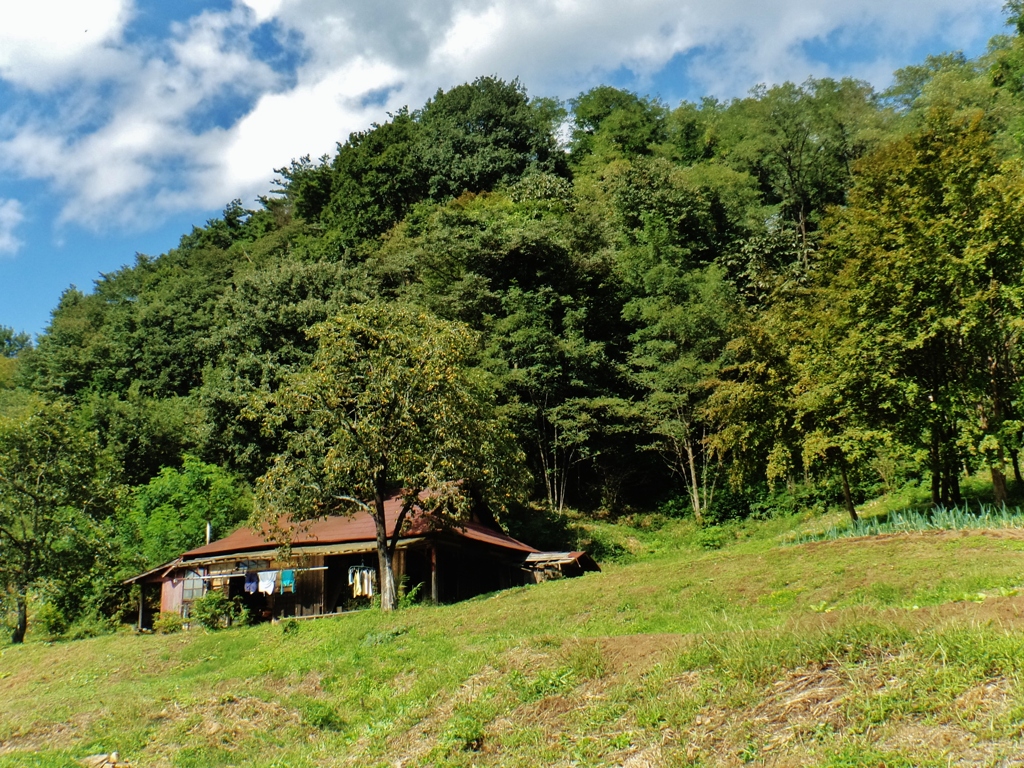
244 571 258 594
280 569 295 594
348 565 375 598
257 571 277 595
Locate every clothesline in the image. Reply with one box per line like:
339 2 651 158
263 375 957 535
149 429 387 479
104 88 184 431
199 566 328 580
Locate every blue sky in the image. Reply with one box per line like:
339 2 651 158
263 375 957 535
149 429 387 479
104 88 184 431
0 0 1009 336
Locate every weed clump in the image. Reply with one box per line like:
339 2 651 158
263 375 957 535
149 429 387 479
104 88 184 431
153 611 184 634
301 701 346 732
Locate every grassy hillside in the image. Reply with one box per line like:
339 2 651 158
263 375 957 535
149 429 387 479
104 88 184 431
4 507 1024 767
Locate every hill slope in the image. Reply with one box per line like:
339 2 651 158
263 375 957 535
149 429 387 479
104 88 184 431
3 520 1024 767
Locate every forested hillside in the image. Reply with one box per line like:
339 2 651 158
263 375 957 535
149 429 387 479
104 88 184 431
6 11 1024 640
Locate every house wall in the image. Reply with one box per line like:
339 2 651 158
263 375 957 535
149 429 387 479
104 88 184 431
161 537 541 621
161 578 183 614
431 541 529 603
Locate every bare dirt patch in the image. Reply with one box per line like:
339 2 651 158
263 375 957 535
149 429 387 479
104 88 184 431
676 663 850 767
0 713 97 754
796 528 1024 552
596 633 687 676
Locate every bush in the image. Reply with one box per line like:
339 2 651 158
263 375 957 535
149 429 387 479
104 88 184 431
659 495 693 519
65 611 114 640
154 611 185 634
573 529 629 563
695 525 730 550
398 578 424 609
189 591 249 630
35 602 69 639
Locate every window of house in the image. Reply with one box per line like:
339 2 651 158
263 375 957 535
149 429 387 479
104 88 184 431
182 571 205 602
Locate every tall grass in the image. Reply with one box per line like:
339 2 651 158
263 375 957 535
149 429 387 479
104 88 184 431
793 502 1024 544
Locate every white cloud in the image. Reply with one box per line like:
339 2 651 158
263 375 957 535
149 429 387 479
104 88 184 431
0 0 1008 234
0 4 281 228
0 199 25 256
0 0 133 88
241 0 286 24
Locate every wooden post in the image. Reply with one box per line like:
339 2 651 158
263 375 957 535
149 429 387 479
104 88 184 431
137 586 144 632
430 546 439 604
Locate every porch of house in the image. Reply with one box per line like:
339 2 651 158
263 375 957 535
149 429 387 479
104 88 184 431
132 537 547 629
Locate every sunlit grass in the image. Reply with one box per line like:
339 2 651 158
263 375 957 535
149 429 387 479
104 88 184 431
4 502 1024 766
790 503 1024 544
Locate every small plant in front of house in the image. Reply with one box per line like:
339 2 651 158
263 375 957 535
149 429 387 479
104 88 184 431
398 577 424 609
188 591 250 630
153 611 185 634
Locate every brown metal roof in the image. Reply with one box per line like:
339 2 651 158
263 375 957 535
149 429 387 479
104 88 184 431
122 558 183 584
181 493 539 561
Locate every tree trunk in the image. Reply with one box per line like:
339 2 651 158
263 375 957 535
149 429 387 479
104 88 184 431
992 462 1009 506
839 461 858 523
373 476 397 612
799 204 809 271
684 435 703 525
949 464 963 506
11 593 27 644
988 355 1009 506
1012 448 1023 486
930 422 941 506
942 440 963 505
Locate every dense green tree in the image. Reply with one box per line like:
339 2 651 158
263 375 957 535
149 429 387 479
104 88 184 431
81 390 201 487
0 326 30 391
255 301 527 611
326 109 427 244
718 78 881 262
626 265 738 522
274 154 334 222
0 327 30 358
418 77 565 199
570 86 667 165
198 259 357 479
129 456 251 568
0 397 119 642
822 107 1024 505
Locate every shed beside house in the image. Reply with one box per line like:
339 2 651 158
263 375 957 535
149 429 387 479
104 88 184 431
126 493 598 627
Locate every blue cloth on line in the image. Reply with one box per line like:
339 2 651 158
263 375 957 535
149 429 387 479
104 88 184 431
280 569 295 593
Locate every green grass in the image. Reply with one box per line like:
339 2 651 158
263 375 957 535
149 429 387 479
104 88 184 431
4 508 1024 766
792 503 1024 543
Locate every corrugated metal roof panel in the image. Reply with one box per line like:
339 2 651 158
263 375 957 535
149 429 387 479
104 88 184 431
180 493 539 562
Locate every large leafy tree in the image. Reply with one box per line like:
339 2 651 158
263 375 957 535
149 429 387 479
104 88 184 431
719 78 881 263
569 86 667 165
255 301 527 611
418 76 565 199
626 265 738 522
821 107 1024 505
129 456 251 568
326 109 427 243
0 397 119 642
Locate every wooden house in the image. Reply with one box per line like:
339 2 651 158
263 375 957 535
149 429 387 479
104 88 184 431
125 493 598 627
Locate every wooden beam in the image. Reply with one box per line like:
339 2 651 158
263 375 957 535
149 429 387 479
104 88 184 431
430 546 438 604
